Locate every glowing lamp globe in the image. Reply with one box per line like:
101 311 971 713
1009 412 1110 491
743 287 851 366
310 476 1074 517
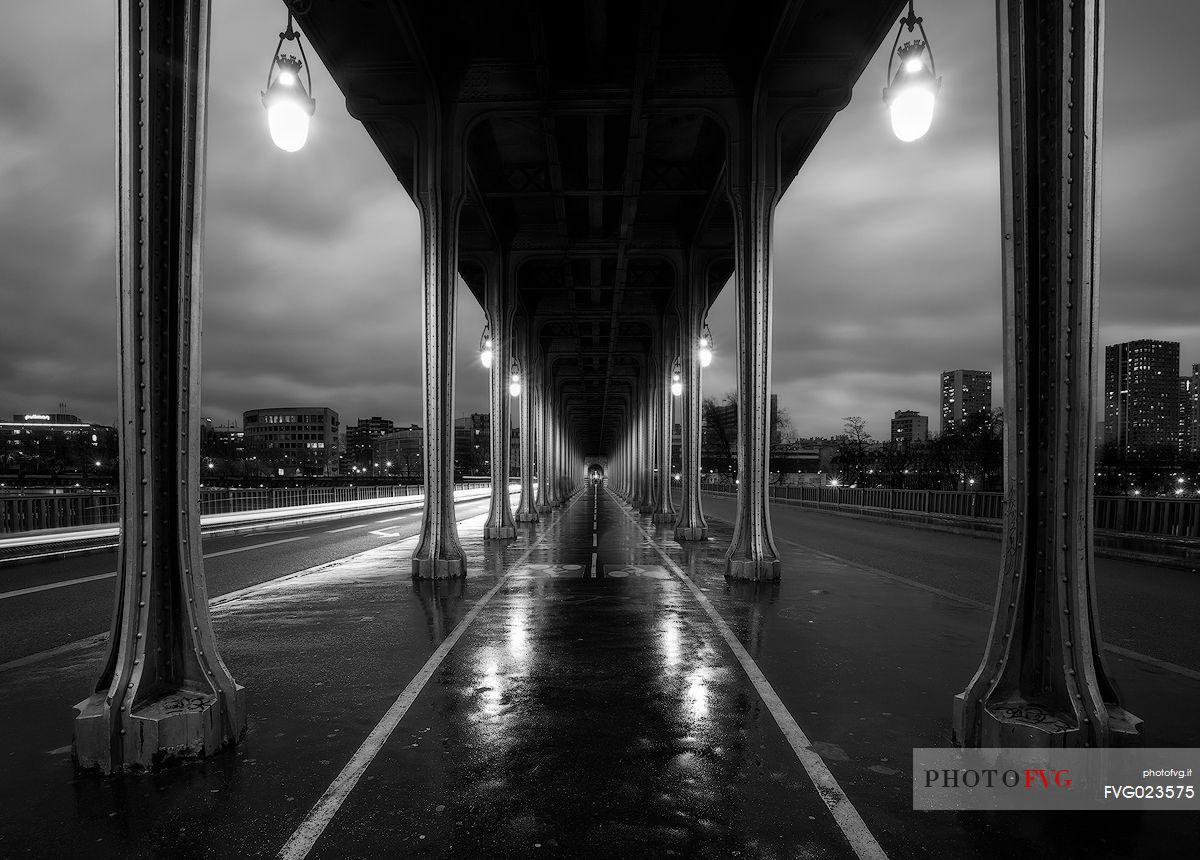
262 55 315 152
480 339 494 368
671 372 683 397
883 37 940 142
509 373 522 397
698 337 713 368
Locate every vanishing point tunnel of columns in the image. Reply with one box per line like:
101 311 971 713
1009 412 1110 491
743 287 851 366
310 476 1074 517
76 0 1139 777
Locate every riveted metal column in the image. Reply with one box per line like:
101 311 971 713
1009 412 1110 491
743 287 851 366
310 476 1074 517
654 313 678 523
725 106 781 581
412 106 466 579
640 357 659 515
534 354 551 514
484 256 517 539
74 0 245 774
548 386 563 508
514 317 538 523
675 255 708 541
953 0 1140 748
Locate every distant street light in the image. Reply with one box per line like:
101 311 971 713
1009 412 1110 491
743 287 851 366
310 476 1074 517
883 0 941 142
670 359 683 397
509 361 522 397
479 324 494 369
698 323 714 368
262 10 316 152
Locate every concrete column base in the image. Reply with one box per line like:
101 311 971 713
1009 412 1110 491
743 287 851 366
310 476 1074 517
652 511 676 524
638 504 654 515
74 685 245 774
725 556 781 581
411 555 467 578
515 511 539 523
536 504 552 514
674 526 708 541
484 525 518 539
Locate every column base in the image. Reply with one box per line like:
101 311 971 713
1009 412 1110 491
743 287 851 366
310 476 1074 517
652 510 676 524
638 503 654 515
484 525 518 539
515 511 539 523
953 694 1143 748
725 556 781 581
411 555 467 578
536 503 552 514
74 685 246 774
674 525 708 541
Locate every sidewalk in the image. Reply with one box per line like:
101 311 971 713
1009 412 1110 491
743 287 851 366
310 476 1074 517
0 486 1197 858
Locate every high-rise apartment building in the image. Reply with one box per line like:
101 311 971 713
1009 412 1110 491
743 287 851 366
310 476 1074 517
1103 340 1180 461
940 370 992 434
891 410 929 444
243 407 340 476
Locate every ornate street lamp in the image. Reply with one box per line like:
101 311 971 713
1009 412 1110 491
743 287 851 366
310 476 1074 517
698 323 713 368
670 359 683 397
509 361 522 397
479 324 494 369
883 0 941 142
262 10 316 152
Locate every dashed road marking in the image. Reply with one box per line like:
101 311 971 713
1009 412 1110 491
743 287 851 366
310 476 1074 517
611 488 889 860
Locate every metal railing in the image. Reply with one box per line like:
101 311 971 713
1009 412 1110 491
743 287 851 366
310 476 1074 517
700 485 1200 540
0 483 485 535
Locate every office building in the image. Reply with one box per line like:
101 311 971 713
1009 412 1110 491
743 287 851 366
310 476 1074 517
940 370 992 434
1103 340 1180 461
890 410 929 444
0 413 118 476
374 425 423 480
243 407 340 476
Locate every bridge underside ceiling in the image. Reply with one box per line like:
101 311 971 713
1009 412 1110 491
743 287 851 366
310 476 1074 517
296 0 905 453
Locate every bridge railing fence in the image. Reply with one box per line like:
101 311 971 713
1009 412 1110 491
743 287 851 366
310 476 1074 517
0 483 486 535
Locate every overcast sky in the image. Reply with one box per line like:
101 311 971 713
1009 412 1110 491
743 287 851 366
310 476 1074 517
1 1 1197 441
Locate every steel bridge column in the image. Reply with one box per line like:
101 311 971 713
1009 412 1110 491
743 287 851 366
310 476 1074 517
412 106 467 578
514 318 538 522
483 256 517 539
75 0 245 774
547 387 562 508
724 107 781 581
675 255 708 540
534 356 551 514
953 0 1140 747
653 314 678 523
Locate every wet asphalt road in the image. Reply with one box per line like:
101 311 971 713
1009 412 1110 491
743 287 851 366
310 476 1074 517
0 493 510 666
698 492 1200 672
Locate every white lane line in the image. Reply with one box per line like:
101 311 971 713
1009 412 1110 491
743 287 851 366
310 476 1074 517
325 523 369 534
0 536 310 600
203 536 308 559
613 489 888 860
0 572 117 600
279 491 586 860
590 552 598 575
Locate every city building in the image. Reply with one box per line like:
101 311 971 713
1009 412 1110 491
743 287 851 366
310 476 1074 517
940 370 992 434
0 413 118 478
1181 375 1196 460
1191 364 1200 459
1103 340 1180 461
890 410 930 444
455 413 490 477
702 394 779 469
345 416 396 472
242 407 340 476
374 425 423 480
